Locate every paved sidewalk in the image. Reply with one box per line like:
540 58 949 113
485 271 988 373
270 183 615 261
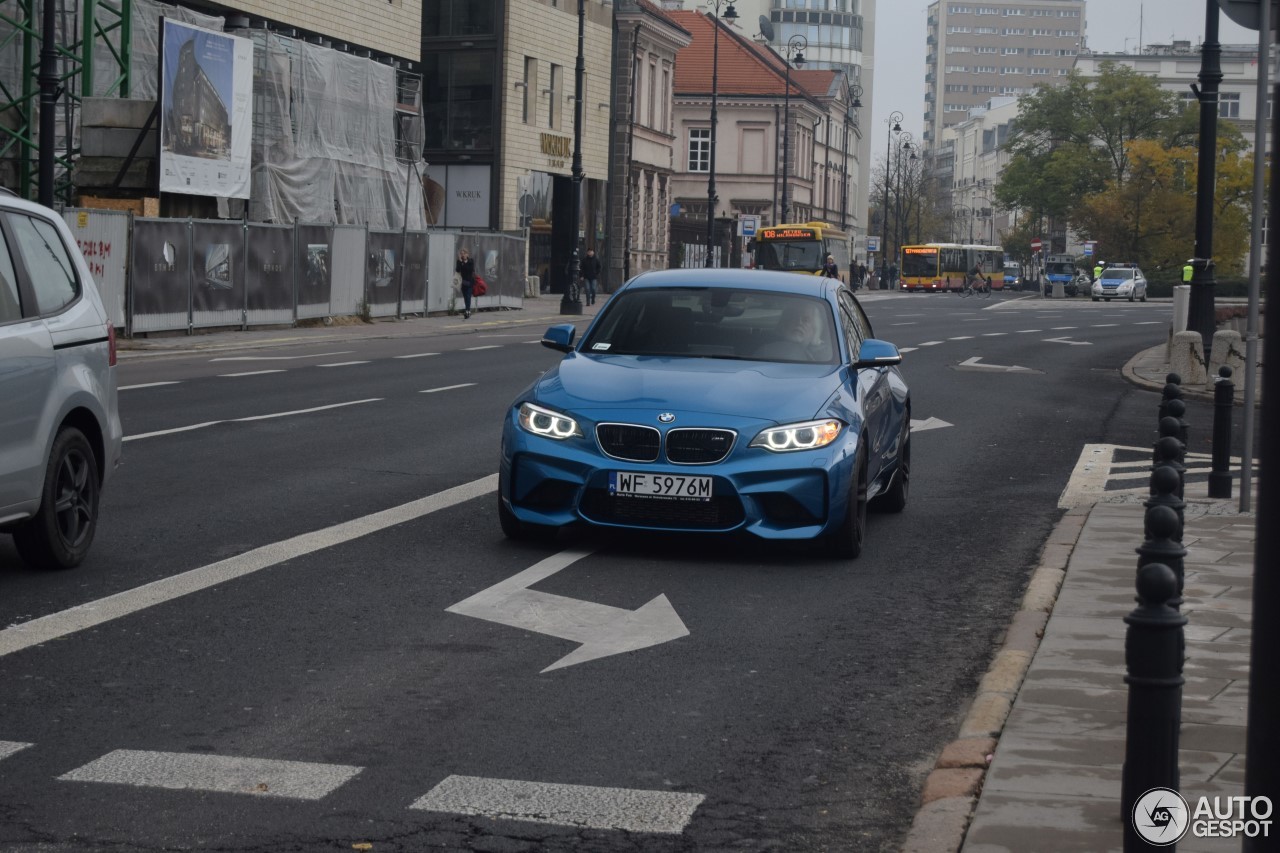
116 293 604 357
903 343 1261 852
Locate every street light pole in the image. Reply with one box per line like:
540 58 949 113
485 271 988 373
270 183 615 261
560 0 587 315
841 85 861 233
882 111 902 278
894 133 914 253
1188 0 1222 357
780 35 806 224
705 2 738 267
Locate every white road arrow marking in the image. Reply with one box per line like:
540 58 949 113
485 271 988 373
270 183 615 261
958 357 1036 373
447 549 689 673
1044 336 1092 346
910 417 954 432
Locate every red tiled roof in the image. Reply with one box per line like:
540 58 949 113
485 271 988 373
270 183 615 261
666 10 830 100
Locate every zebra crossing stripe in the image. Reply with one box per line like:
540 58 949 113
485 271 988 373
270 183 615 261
0 741 32 762
409 774 705 835
58 750 362 800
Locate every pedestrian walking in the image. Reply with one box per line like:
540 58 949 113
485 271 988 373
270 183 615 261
455 247 475 319
579 248 601 306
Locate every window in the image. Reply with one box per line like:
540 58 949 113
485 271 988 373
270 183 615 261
550 64 562 130
0 225 20 323
1030 28 1051 36
975 46 998 53
422 0 497 37
423 51 495 151
974 26 998 33
661 67 670 132
523 57 536 124
648 61 657 128
688 127 711 172
1002 28 1026 35
8 214 78 315
1002 47 1022 54
1220 92 1241 118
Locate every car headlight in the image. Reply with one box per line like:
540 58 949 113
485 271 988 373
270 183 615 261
517 402 583 440
750 419 843 452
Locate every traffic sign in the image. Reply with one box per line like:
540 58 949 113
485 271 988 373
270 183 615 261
1218 0 1277 30
1030 238 1043 252
738 214 760 238
867 236 881 253
1083 241 1095 257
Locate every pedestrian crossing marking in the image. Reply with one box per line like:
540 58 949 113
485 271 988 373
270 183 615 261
58 750 362 800
0 741 32 762
409 774 705 835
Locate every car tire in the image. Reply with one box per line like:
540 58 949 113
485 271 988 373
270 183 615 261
1091 297 1099 302
1129 292 1136 302
13 427 100 570
827 448 867 559
871 429 910 514
498 494 556 541
1140 293 1147 302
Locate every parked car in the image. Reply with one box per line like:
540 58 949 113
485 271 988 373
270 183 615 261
1092 265 1148 302
498 269 910 559
0 190 123 569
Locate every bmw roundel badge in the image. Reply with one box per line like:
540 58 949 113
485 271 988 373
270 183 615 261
657 412 676 424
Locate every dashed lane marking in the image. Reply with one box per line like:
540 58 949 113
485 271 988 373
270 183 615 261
394 352 440 359
125 399 383 441
317 361 371 368
219 370 286 378
420 384 476 394
0 475 497 658
949 336 975 341
118 381 180 391
410 775 705 835
899 347 919 354
919 341 944 346
1015 329 1042 333
463 345 502 351
59 750 362 801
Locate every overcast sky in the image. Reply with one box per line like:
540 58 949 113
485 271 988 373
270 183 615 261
870 0 1261 151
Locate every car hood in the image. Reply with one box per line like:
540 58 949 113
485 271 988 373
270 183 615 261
531 354 843 423
1099 276 1135 285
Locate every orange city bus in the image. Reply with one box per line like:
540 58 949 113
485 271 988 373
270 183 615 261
900 243 1005 292
751 221 851 286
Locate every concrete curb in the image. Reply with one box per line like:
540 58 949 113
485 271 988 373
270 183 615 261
897 506 1088 853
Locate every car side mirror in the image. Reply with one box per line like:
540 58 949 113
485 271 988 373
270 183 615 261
854 338 902 368
541 324 577 353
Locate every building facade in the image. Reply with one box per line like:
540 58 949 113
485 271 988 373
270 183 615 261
940 95 1018 244
923 0 1084 150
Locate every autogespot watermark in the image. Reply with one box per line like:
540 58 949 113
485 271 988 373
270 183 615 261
1132 787 1274 845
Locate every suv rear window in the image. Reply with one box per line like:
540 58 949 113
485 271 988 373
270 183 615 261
7 213 78 315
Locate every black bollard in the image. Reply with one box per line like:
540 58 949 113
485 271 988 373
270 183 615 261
1138 505 1188 608
1154 436 1187 500
1160 373 1184 422
1165 398 1190 447
1153 416 1184 464
1121 562 1186 851
1146 465 1186 542
1208 366 1234 499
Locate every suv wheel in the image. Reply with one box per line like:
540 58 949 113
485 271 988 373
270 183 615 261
13 427 100 570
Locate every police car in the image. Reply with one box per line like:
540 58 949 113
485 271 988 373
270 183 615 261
1091 263 1148 302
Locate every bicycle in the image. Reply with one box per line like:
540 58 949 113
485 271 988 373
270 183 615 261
958 274 992 298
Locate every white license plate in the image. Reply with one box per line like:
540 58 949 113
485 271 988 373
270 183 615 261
609 471 713 501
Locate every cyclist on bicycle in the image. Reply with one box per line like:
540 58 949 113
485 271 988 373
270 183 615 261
966 262 992 294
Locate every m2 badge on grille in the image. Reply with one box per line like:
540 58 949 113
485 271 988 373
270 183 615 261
609 471 712 501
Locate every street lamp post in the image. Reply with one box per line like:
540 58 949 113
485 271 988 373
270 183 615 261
1188 0 1222 358
882 111 902 278
561 0 587 315
894 133 915 253
840 84 862 232
780 35 806 223
705 1 738 267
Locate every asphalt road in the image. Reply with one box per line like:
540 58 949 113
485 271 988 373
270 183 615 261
0 292 1210 851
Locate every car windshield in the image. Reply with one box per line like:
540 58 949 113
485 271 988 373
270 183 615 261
579 287 840 365
1102 269 1135 280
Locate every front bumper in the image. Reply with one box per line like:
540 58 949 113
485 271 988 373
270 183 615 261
499 415 858 541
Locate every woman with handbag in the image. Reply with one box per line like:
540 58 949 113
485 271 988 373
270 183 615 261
455 247 475 319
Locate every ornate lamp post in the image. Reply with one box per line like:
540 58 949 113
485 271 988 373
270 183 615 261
881 111 902 275
560 0 587 315
840 84 862 232
894 133 915 251
705 1 738 267
780 34 806 223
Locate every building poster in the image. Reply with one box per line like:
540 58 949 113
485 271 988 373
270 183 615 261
424 164 491 228
158 18 253 199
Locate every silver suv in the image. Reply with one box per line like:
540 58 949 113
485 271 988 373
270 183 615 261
0 192 123 569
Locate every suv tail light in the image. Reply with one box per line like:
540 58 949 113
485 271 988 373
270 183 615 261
107 322 117 367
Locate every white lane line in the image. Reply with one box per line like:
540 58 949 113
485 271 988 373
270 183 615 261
219 370 287 378
919 341 944 347
421 384 476 394
1136 321 1162 325
0 475 496 658
118 381 181 391
982 332 1008 337
317 361 371 368
210 352 352 362
1092 324 1119 328
1050 326 1077 330
59 750 362 801
949 336 975 341
410 775 705 835
891 322 918 326
124 399 382 441
0 741 32 762
898 347 919 354
523 340 544 344
463 345 502 351
1015 329 1042 334
394 353 440 359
